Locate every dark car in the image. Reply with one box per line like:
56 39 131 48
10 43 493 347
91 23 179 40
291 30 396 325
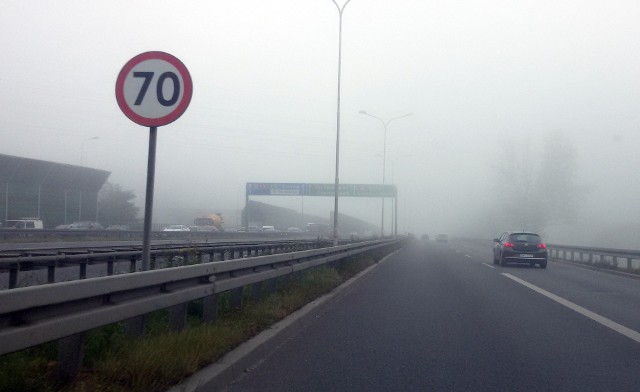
493 231 547 268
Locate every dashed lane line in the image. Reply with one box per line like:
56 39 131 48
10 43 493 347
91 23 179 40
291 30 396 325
502 273 640 344
482 263 495 269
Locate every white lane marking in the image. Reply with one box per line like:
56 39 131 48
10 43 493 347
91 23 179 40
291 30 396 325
482 263 495 269
502 273 640 344
465 255 472 259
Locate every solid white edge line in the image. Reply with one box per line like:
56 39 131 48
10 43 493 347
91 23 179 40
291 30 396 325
502 273 640 344
482 263 495 269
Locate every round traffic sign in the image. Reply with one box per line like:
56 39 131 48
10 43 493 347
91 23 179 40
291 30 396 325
115 51 192 127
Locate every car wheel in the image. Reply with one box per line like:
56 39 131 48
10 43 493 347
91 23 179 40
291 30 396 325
499 254 508 267
539 260 547 269
529 261 535 268
493 253 499 265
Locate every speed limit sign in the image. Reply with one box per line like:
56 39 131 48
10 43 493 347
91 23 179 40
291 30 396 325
115 51 192 127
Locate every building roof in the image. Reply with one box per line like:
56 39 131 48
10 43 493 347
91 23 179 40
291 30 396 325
0 154 110 192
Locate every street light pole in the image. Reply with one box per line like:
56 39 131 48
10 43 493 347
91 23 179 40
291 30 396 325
330 0 352 246
359 111 412 237
390 154 411 236
80 136 98 167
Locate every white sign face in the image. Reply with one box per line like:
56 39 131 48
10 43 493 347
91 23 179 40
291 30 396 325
116 51 192 127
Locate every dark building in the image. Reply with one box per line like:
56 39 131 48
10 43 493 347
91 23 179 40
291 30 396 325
0 154 110 228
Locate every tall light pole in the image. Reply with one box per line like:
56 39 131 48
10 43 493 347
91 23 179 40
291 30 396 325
330 0 352 246
80 136 98 167
359 111 412 237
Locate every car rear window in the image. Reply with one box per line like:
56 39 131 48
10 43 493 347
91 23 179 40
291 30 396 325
508 234 541 244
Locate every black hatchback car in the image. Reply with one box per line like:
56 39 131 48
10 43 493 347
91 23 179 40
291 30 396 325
493 232 547 268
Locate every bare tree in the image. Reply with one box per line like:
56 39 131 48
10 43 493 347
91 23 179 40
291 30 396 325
492 130 583 232
97 182 140 227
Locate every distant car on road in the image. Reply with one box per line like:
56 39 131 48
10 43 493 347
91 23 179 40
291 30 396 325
435 233 448 243
262 225 277 232
106 225 130 231
4 218 44 229
67 221 104 230
493 231 547 268
287 227 302 233
163 224 190 232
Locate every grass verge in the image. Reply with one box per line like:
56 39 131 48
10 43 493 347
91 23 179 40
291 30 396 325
0 247 395 392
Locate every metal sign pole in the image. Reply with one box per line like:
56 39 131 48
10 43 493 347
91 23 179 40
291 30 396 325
142 126 157 271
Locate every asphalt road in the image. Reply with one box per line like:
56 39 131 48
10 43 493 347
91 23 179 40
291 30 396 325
223 239 640 392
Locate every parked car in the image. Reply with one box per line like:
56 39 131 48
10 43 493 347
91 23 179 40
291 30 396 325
493 231 547 268
163 224 190 232
262 225 277 232
435 233 448 243
287 227 302 233
68 221 104 230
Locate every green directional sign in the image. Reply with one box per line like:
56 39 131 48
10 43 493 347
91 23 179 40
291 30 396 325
246 183 396 198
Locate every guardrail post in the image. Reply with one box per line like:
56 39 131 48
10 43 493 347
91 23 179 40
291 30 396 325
266 277 277 295
169 303 188 332
231 287 244 309
107 257 115 275
55 332 85 383
79 262 87 279
124 316 145 337
9 266 18 289
48 263 56 283
250 281 261 299
130 256 137 273
203 294 218 322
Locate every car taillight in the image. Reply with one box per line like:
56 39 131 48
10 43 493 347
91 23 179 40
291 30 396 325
537 243 547 249
504 242 514 248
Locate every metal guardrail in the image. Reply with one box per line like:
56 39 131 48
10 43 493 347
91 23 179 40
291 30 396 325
548 244 640 273
0 228 311 242
0 238 403 380
0 240 327 290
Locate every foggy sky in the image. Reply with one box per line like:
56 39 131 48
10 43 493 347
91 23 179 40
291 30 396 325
2 1 640 246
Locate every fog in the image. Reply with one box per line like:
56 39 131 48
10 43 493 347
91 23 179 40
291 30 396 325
2 1 640 247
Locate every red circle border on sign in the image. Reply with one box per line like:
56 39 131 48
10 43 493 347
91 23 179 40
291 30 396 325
115 51 193 127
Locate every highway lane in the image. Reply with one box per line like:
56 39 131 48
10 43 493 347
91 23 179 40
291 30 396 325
223 239 640 392
455 239 640 335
